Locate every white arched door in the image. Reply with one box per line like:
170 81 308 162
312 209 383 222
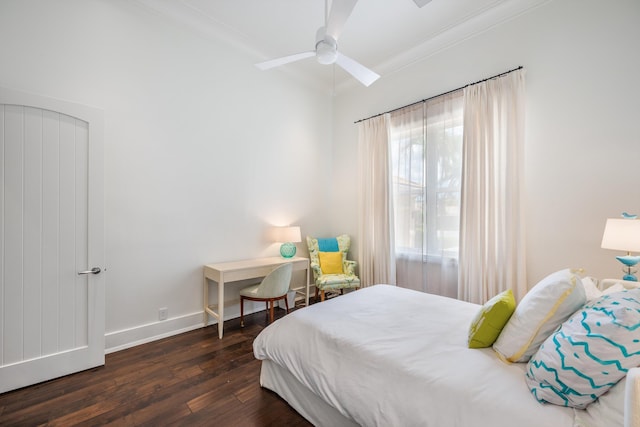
0 87 105 393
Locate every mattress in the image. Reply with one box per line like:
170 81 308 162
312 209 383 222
254 284 624 427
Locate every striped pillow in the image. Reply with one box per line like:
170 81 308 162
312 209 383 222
525 289 640 408
493 269 586 362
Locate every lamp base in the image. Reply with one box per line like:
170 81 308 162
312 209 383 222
280 242 297 258
616 255 640 282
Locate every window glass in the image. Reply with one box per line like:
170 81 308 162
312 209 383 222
389 91 463 259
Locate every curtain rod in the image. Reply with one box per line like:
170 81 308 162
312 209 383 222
354 66 523 124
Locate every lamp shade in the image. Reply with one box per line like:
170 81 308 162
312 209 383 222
601 218 640 253
273 226 302 243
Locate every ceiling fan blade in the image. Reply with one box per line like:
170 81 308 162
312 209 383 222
255 51 315 70
413 0 433 7
326 0 358 41
335 52 380 87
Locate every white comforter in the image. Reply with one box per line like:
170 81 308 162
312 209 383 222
254 285 623 427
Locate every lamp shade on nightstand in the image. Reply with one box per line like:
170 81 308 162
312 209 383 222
601 219 640 252
601 218 640 281
273 226 302 258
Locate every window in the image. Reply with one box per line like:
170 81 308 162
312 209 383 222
359 69 524 299
389 91 464 261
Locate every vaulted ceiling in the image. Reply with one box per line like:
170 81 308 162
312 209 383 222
136 0 548 91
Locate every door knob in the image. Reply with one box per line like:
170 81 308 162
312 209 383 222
78 267 101 275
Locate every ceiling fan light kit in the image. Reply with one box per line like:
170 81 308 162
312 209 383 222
315 41 337 65
315 27 338 65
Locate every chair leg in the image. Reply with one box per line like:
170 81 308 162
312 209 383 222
315 286 319 301
284 295 290 314
320 290 325 302
240 296 245 327
269 300 275 324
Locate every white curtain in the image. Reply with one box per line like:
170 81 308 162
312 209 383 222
357 115 395 287
389 92 463 298
458 69 527 304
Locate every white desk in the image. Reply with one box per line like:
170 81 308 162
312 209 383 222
203 256 310 338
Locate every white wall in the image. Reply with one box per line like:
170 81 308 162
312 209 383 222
0 0 333 350
1 0 639 352
332 0 640 288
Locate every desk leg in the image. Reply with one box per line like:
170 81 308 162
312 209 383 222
203 274 209 326
305 266 310 307
218 278 225 339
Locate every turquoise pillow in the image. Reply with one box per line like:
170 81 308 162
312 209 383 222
468 289 516 348
317 238 339 252
525 289 640 408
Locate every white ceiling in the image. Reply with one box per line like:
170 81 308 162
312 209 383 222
136 0 548 92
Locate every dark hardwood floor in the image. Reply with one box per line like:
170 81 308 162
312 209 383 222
0 307 312 427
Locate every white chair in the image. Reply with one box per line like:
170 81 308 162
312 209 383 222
240 263 293 327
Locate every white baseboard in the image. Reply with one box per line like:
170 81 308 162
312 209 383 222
104 301 269 354
105 311 203 354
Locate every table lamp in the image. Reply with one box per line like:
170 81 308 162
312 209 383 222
601 217 640 281
274 226 302 258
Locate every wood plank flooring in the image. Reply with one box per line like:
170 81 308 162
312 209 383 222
0 308 312 427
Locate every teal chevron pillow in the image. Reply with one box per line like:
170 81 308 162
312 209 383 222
525 289 640 409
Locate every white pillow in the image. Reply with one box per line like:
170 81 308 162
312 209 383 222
525 289 640 408
582 276 603 301
574 377 625 427
603 283 625 295
493 268 586 362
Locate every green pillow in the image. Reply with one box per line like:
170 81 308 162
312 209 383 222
468 289 516 348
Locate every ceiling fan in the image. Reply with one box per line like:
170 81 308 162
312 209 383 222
254 0 380 87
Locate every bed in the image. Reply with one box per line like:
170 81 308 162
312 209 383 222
253 283 640 427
